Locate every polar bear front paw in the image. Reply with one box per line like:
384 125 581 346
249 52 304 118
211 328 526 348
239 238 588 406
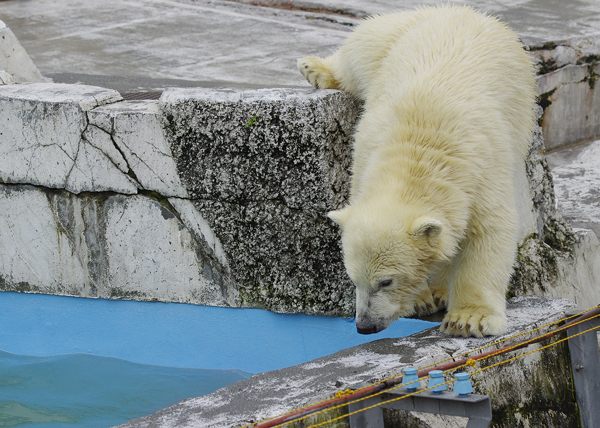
297 56 339 89
440 308 505 338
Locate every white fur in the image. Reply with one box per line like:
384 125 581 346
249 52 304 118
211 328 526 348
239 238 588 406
299 5 536 337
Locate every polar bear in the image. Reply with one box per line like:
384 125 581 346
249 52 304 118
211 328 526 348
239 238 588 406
298 5 536 337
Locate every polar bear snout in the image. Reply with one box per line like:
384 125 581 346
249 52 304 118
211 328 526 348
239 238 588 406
356 324 381 335
355 291 396 334
356 316 387 335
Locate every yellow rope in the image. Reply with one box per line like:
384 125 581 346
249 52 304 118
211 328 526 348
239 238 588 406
471 322 600 376
266 365 465 428
465 358 477 368
418 305 596 371
267 311 600 428
239 305 599 428
306 377 460 428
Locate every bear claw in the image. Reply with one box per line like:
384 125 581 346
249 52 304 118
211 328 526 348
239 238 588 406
297 56 338 89
440 309 506 337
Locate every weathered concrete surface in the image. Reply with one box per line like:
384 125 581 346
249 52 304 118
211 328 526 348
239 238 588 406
3 1 600 150
87 100 189 198
116 296 580 428
539 138 600 309
0 184 233 306
502 109 600 312
0 83 129 193
0 83 234 307
0 83 362 315
3 0 600 91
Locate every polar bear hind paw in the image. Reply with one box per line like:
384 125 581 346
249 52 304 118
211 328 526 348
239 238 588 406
431 288 448 311
412 288 438 316
440 309 505 338
297 56 338 89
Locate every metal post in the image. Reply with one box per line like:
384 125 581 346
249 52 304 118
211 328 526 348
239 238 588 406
348 394 384 428
566 310 600 428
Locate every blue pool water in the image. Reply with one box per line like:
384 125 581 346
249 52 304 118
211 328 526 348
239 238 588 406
0 351 251 428
0 291 438 427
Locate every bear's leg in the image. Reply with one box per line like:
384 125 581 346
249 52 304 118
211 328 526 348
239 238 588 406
297 54 341 90
441 219 514 337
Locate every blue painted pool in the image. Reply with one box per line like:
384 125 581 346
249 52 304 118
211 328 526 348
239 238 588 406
0 291 438 427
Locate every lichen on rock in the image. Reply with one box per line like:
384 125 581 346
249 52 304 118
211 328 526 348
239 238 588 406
161 88 361 316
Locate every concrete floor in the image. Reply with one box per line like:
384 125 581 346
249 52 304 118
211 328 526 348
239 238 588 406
2 0 600 93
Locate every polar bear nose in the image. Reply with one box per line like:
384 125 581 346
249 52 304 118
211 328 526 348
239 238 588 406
357 325 380 335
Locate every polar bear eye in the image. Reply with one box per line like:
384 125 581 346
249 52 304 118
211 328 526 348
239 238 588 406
379 279 393 288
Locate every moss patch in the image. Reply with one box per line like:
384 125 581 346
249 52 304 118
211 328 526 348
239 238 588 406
538 88 556 112
245 114 260 129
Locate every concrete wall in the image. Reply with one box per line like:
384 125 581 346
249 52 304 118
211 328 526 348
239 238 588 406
0 82 363 315
0 84 233 307
2 31 600 317
2 81 598 317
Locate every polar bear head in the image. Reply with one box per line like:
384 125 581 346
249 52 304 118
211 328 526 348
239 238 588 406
329 205 446 334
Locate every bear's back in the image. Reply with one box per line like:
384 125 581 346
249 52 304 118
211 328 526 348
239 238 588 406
358 5 536 161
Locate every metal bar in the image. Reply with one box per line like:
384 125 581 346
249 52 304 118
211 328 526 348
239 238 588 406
348 387 492 428
566 310 600 428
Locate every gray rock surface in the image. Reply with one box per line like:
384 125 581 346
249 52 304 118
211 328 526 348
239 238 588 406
508 117 600 311
0 184 232 306
549 139 600 237
0 83 130 193
161 87 360 315
0 83 233 307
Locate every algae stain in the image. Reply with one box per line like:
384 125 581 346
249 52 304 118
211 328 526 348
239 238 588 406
0 401 75 426
138 190 179 222
585 60 599 90
538 88 556 111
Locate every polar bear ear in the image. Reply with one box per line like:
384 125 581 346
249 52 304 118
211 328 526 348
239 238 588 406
410 217 443 245
328 208 351 228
